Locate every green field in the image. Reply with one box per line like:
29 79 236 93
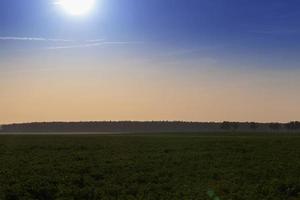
0 134 299 200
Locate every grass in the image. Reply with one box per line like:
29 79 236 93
0 133 299 200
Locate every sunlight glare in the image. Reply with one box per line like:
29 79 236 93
56 0 96 16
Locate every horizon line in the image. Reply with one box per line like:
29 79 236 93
2 120 299 126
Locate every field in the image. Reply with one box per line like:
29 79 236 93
0 133 299 200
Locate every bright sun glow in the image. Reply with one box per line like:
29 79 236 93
56 0 95 16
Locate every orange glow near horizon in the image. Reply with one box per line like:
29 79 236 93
1 54 300 124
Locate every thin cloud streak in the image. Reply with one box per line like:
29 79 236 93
0 36 106 43
45 41 143 50
0 36 140 50
86 39 106 43
0 37 73 42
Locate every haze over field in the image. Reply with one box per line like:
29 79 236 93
1 0 300 123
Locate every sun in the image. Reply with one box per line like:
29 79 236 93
56 0 96 16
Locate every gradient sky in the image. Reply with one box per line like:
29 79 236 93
1 0 300 123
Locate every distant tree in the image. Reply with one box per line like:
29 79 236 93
249 122 258 130
220 121 232 130
285 121 300 131
295 121 300 130
220 122 239 131
269 123 281 131
231 122 239 131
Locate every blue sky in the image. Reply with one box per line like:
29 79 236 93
1 0 300 123
1 0 300 66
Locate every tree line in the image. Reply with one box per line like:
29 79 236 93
220 121 300 131
1 121 300 132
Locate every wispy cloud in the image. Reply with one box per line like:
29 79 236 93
0 37 73 42
85 39 106 43
45 41 142 50
0 36 140 51
0 36 108 43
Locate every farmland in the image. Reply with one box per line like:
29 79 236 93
0 133 299 199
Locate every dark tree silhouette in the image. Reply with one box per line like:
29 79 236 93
1 121 299 133
285 121 300 130
220 121 232 130
249 122 259 130
269 123 281 131
220 122 239 131
231 122 239 131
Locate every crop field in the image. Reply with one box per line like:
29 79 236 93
0 133 299 200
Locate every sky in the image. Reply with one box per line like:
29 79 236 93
1 0 300 123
